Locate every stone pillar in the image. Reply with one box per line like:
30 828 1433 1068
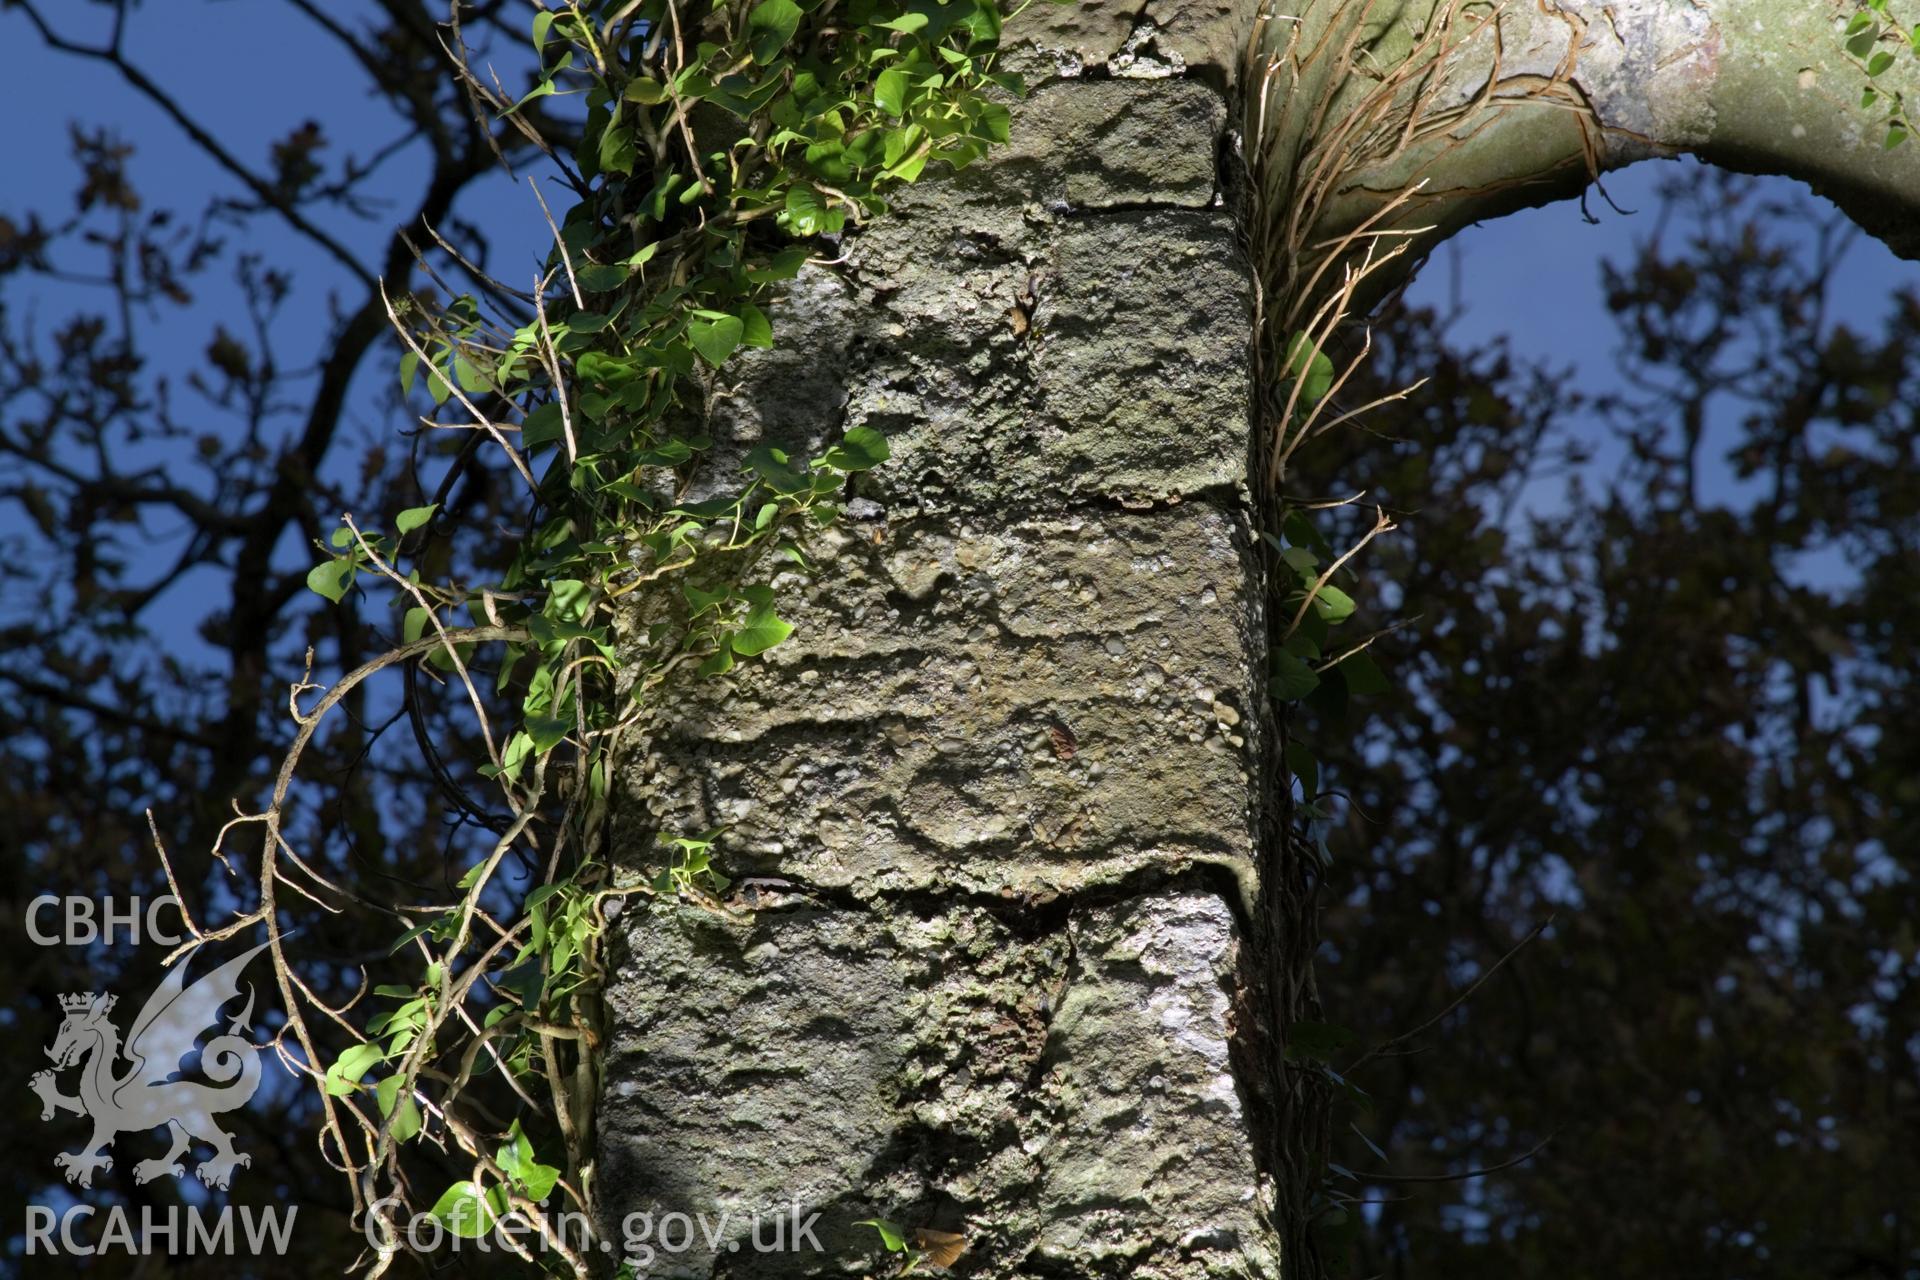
600 11 1279 1275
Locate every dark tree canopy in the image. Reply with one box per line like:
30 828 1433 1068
1 3 548 1270
1308 169 1920 1278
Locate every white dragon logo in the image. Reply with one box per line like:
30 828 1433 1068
31 941 269 1190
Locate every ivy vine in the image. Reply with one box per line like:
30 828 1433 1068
204 0 1051 1272
1843 0 1920 149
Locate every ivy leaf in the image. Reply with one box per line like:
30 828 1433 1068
739 302 774 349
875 68 909 116
1335 648 1390 695
375 1076 423 1143
388 920 436 954
1868 49 1896 75
598 123 638 176
1270 650 1321 702
747 0 803 63
731 585 794 656
526 715 571 754
1283 330 1336 404
857 1219 910 1252
453 355 489 394
546 578 592 623
689 314 745 367
396 504 438 535
1311 583 1357 623
505 76 558 118
306 557 356 604
624 78 667 105
575 263 628 292
523 402 567 449
747 444 810 495
324 1043 385 1097
500 730 534 783
747 245 810 282
496 1120 562 1201
430 1181 502 1239
817 425 891 471
784 185 832 237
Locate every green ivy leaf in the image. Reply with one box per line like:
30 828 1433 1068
1280 545 1319 577
1311 583 1357 623
430 1181 502 1239
747 245 810 282
875 68 909 116
306 558 356 604
1336 649 1390 695
747 0 803 63
598 123 639 176
731 585 794 656
1283 330 1336 404
783 185 835 237
496 1120 562 1201
857 1219 909 1252
396 503 438 535
324 1043 385 1097
624 78 667 105
526 715 571 754
1270 650 1321 702
501 730 534 783
739 302 774 349
522 402 567 450
453 355 489 394
689 314 745 367
375 1076 423 1143
817 425 891 471
575 263 628 292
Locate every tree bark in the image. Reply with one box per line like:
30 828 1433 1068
596 0 1920 1275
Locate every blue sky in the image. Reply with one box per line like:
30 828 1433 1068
1408 155 1920 526
0 2 550 667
